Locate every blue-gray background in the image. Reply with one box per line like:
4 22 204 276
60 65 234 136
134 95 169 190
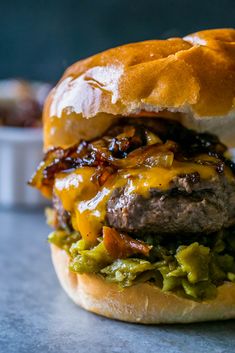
1 0 234 82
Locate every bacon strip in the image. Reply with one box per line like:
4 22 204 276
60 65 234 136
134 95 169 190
103 226 151 259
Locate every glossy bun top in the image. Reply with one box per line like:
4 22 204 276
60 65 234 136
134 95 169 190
43 28 235 150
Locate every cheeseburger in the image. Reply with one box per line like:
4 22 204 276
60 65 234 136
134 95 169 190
30 29 235 323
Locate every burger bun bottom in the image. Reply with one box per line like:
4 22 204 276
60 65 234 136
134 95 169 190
51 244 235 324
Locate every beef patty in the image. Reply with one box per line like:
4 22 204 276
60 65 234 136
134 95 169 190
106 174 235 235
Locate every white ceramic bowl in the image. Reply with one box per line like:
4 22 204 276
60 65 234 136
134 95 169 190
0 126 47 208
231 149 235 162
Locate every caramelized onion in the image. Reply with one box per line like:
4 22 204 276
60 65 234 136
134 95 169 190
29 119 234 193
108 125 146 158
145 130 162 145
110 141 176 169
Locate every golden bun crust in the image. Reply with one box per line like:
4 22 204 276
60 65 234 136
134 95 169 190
44 28 235 150
51 244 235 324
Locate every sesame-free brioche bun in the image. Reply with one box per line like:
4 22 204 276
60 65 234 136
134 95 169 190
43 28 235 150
51 244 235 324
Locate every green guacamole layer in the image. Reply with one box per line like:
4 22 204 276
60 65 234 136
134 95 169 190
49 228 235 300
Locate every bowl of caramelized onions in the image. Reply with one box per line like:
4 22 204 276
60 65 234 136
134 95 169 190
0 79 51 207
